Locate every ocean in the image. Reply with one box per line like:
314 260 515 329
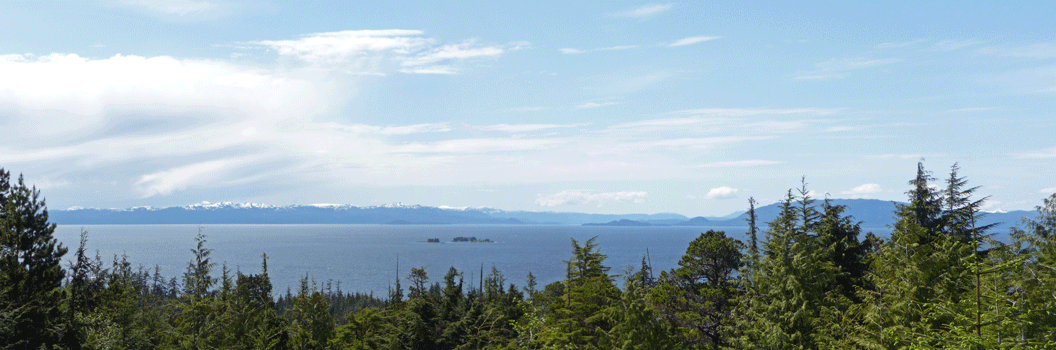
54 224 750 295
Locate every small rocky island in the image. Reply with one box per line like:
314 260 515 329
452 236 492 243
427 238 440 243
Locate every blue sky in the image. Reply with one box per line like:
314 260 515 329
1 1 1054 216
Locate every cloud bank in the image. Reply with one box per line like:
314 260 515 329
706 187 738 199
536 191 648 207
253 30 512 74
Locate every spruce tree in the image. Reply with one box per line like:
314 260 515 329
649 230 743 349
539 236 620 349
816 198 870 302
902 161 945 238
0 170 68 349
1007 193 1056 345
733 190 836 349
746 197 760 263
851 162 976 348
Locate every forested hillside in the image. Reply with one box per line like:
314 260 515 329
3 163 1056 349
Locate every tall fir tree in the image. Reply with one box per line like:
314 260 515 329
851 162 976 348
538 236 621 349
733 190 837 349
0 170 68 349
746 197 760 263
1004 193 1056 346
649 230 743 349
816 198 871 302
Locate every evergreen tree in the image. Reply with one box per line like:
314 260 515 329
816 198 871 302
64 229 105 349
538 236 620 349
287 276 335 350
851 162 977 348
1004 193 1056 346
599 263 676 350
174 232 225 349
225 254 288 349
746 197 760 263
649 230 743 349
733 190 837 349
0 170 68 349
903 161 946 238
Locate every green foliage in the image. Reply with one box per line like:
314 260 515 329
849 162 989 349
0 169 69 349
287 276 336 350
6 164 1056 349
650 230 743 349
816 199 871 302
734 190 837 349
535 236 621 349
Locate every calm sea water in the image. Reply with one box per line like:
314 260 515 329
54 224 749 295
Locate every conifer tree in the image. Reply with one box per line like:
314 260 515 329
851 162 976 348
649 230 743 349
288 276 335 350
733 190 836 349
816 198 871 302
1005 193 1056 346
746 197 760 263
903 161 946 238
539 236 620 349
0 170 68 349
600 266 676 350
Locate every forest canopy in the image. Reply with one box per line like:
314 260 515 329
2 163 1055 349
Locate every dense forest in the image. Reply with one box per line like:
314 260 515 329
2 163 1056 349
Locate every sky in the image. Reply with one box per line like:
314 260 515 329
1 1 1055 217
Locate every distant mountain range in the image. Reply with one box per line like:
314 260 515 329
51 199 1037 235
582 199 1037 235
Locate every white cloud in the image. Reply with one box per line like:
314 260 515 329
114 0 219 16
943 107 998 113
397 66 458 75
823 126 857 132
135 159 241 198
253 30 510 74
874 39 927 49
254 30 430 65
668 36 721 47
392 138 571 153
933 39 984 51
28 178 72 190
1018 147 1056 159
0 47 893 203
327 123 452 135
794 57 901 81
400 40 505 67
842 183 882 196
706 186 738 199
665 107 841 117
979 200 1005 213
1041 187 1056 194
611 108 838 131
558 45 637 55
613 4 673 19
479 124 586 133
694 160 783 168
621 136 772 151
506 106 547 112
865 154 942 160
576 101 619 109
989 66 1056 94
0 53 327 143
980 42 1056 59
536 190 648 207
